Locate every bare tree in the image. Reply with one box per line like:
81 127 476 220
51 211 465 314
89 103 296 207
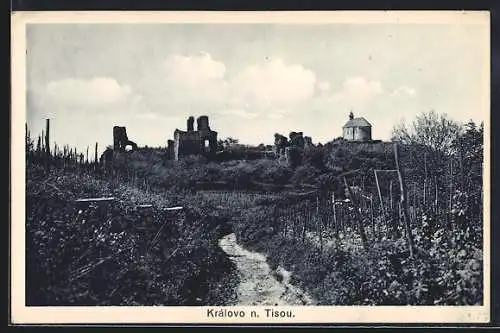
391 110 461 156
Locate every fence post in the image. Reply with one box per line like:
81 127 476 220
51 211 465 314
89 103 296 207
393 143 415 258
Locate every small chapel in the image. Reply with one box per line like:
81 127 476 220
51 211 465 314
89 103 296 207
342 111 372 141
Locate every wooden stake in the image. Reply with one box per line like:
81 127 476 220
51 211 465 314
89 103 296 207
95 142 99 165
435 176 439 216
390 179 394 211
423 152 428 207
370 194 375 238
423 180 427 207
448 159 454 229
459 149 465 192
45 119 50 171
343 177 368 250
332 192 338 237
393 143 414 258
374 170 385 217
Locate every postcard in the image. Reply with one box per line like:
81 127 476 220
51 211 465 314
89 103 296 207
10 10 491 325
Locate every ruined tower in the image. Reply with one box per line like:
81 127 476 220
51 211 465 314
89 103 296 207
113 126 138 151
173 115 218 160
187 116 195 132
197 115 210 131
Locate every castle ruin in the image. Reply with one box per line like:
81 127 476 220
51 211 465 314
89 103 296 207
113 126 138 151
172 115 218 160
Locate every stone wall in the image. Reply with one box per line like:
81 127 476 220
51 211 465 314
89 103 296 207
343 126 372 141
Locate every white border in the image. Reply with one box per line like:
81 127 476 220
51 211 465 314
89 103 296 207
10 11 491 325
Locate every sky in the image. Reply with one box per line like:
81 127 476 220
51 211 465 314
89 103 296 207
25 20 489 156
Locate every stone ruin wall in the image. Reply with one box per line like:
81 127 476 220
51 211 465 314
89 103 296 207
172 115 218 160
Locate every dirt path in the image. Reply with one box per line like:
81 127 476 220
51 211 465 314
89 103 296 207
218 233 316 306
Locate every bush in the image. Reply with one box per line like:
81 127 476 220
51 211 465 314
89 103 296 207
290 165 322 186
26 167 239 306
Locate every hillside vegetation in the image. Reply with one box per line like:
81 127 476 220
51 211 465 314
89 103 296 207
25 111 484 306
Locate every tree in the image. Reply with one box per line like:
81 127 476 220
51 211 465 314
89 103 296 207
217 137 239 150
303 145 326 170
391 110 461 156
451 120 484 228
391 111 462 218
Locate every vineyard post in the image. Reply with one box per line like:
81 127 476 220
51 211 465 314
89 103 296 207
459 148 465 192
281 205 286 238
424 152 428 206
390 179 393 211
399 202 405 237
332 192 338 238
343 177 368 250
301 205 307 243
41 130 44 154
411 183 416 222
458 148 468 216
273 204 280 237
434 176 439 217
63 145 66 169
370 194 375 238
374 170 385 217
448 159 454 230
36 135 41 156
339 204 344 233
423 180 427 208
291 206 297 241
317 196 323 254
45 119 50 172
94 142 98 172
295 206 300 242
393 143 415 258
25 122 28 149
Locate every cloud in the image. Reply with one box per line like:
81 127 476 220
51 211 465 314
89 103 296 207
332 77 383 108
268 113 284 119
390 85 417 98
37 54 332 127
124 52 229 116
146 54 318 119
162 51 226 84
316 81 330 92
45 77 133 108
216 108 259 119
232 58 317 110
